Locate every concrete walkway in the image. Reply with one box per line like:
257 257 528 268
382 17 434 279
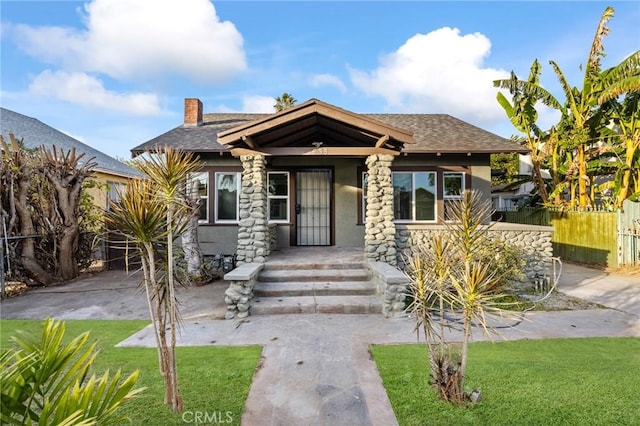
2 262 639 425
117 262 639 426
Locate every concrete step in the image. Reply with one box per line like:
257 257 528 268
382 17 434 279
258 268 370 283
263 261 367 271
250 295 382 315
254 281 377 297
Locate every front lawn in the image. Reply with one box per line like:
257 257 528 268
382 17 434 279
373 338 640 426
0 320 262 426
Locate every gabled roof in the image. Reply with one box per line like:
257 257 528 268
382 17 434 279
218 99 413 155
131 99 526 156
1 107 140 178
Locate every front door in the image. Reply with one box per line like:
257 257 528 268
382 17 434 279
295 169 332 246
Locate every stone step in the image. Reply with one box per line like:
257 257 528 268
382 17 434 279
263 261 367 271
250 295 382 315
254 281 377 297
258 268 370 283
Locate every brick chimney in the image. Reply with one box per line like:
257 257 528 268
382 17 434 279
184 98 203 127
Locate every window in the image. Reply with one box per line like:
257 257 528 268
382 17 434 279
443 172 465 220
188 172 209 222
106 181 125 211
392 172 436 222
215 172 240 223
268 172 289 222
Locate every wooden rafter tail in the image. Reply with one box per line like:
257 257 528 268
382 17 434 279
241 135 257 149
375 134 390 148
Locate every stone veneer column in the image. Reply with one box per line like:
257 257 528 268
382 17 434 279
364 154 397 265
236 155 268 264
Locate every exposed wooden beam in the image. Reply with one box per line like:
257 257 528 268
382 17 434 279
241 135 257 149
313 105 414 144
218 100 415 145
375 135 390 148
229 146 400 157
219 107 318 144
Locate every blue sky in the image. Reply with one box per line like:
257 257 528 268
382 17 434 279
1 0 638 160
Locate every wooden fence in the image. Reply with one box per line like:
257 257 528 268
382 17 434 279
502 200 640 268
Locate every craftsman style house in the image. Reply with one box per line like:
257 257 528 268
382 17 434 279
132 98 536 269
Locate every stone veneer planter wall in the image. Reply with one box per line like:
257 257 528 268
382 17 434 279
236 155 269 264
364 154 398 265
395 223 554 287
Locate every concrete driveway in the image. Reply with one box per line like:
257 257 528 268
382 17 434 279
0 269 228 320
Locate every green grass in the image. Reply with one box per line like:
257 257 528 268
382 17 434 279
373 338 640 426
1 320 262 426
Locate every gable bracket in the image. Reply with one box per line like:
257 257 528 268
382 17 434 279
375 134 390 148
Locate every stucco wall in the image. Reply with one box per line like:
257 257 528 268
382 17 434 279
85 171 133 210
270 157 365 247
194 153 495 253
197 226 239 256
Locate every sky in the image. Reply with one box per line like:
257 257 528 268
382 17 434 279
1 0 639 160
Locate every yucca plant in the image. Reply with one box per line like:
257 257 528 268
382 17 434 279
405 190 523 405
0 318 142 425
405 237 462 402
106 147 201 412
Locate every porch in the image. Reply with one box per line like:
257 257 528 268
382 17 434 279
223 245 408 319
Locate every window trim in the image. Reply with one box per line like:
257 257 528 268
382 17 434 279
188 172 210 224
443 171 466 199
392 171 438 224
358 166 471 224
443 171 466 222
214 171 241 224
267 171 290 224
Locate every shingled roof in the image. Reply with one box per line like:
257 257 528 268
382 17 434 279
131 99 526 156
1 107 140 178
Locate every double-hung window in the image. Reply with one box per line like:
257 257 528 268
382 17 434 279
268 172 289 223
188 172 209 223
392 171 437 222
443 172 465 220
215 172 240 223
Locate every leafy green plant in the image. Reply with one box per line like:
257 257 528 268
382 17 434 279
0 318 142 425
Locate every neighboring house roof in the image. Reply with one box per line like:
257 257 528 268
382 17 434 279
131 98 526 156
1 107 141 178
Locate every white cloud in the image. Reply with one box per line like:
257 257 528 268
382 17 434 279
309 73 347 93
349 27 510 122
210 95 277 113
12 0 246 82
29 70 162 115
241 95 276 113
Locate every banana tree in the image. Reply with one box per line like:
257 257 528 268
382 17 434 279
597 56 640 208
494 60 563 204
546 6 620 208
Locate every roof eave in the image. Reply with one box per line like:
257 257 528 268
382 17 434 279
403 148 529 154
